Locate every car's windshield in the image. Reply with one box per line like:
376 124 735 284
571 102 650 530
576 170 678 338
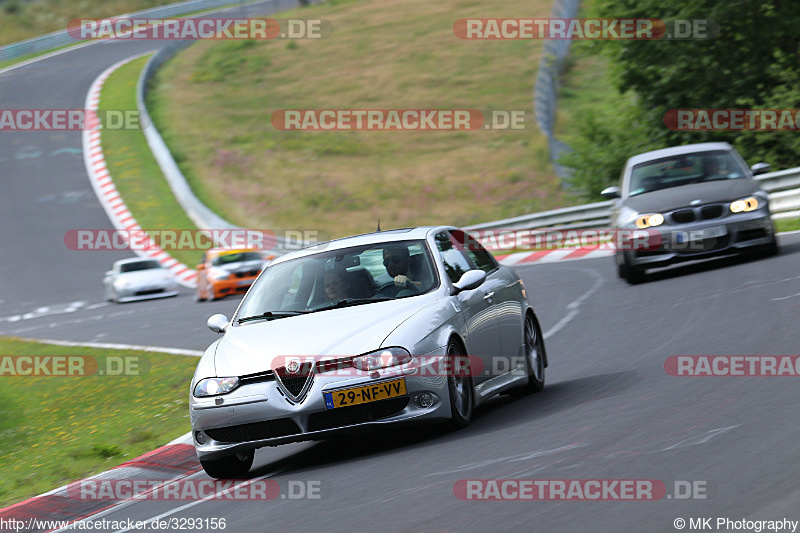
119 260 161 272
211 251 263 266
236 240 438 320
629 150 748 197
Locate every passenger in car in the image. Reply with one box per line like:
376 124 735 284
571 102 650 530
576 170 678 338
324 271 348 302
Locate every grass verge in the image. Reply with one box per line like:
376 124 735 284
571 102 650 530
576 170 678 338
148 0 574 239
98 54 202 268
776 217 800 233
0 336 197 508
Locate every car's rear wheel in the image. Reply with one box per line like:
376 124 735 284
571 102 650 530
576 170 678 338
446 341 473 429
512 313 545 395
199 449 254 479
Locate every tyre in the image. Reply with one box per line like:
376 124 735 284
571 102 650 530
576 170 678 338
446 341 473 429
199 449 254 479
621 253 645 284
512 313 546 395
762 236 779 257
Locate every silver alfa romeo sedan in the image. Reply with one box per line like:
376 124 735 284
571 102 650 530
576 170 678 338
190 226 547 478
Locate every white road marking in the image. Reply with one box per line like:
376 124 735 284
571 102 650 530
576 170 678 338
772 292 800 301
0 301 87 322
662 425 739 451
542 267 605 339
113 468 289 533
423 443 587 477
22 338 204 357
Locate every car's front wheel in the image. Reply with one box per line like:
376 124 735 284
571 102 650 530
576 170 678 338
621 252 645 284
513 313 545 395
446 341 473 429
199 449 254 479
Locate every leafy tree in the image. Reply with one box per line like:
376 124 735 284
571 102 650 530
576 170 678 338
561 0 800 198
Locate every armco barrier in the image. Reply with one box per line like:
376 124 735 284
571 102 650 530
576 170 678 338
465 169 800 231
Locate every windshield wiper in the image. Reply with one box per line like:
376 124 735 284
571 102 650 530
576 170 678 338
237 311 309 324
318 297 393 311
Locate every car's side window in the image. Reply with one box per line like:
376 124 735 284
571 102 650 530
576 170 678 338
449 230 497 274
435 232 473 284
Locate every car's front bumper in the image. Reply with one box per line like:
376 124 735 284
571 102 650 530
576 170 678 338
209 276 258 298
115 284 179 302
190 352 452 460
622 210 775 270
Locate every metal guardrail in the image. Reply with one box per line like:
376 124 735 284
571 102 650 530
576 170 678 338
0 0 265 61
465 169 800 231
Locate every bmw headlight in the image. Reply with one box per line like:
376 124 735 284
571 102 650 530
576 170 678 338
635 213 665 229
619 206 663 229
351 347 412 371
730 196 760 213
194 377 239 397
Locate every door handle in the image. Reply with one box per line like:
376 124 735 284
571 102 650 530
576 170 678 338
483 291 494 301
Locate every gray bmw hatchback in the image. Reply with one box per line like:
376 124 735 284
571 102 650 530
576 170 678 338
602 142 778 284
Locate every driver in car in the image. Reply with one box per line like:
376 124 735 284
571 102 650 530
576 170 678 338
379 245 425 297
704 156 729 179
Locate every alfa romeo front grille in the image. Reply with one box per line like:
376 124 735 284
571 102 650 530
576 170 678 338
274 362 314 399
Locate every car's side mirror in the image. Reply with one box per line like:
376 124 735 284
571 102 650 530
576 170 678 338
601 186 621 199
104 270 114 277
196 263 206 271
452 270 487 294
207 314 229 334
750 162 771 176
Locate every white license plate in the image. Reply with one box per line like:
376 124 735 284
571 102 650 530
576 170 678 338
692 225 727 240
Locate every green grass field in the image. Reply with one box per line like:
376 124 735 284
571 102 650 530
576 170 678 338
775 217 800 233
0 337 198 508
147 0 574 239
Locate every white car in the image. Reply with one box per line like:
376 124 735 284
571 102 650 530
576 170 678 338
103 258 179 303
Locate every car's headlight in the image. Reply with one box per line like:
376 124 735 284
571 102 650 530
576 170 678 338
351 347 412 371
635 213 665 229
194 377 239 397
114 279 131 288
730 196 760 213
208 268 231 281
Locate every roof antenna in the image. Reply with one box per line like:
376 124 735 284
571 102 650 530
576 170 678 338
376 219 381 232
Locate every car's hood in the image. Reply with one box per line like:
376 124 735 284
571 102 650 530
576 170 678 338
118 269 171 284
213 294 437 376
624 178 760 213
